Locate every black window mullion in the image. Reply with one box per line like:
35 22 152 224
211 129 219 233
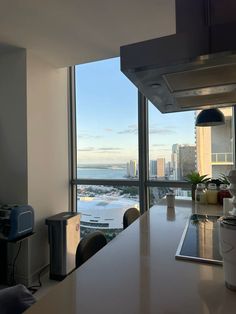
138 91 149 214
68 66 77 212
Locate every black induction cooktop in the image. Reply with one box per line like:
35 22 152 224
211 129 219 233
176 214 222 265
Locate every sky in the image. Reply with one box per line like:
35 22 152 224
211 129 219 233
75 57 195 164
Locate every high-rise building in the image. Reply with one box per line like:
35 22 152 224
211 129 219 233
171 144 179 180
178 145 196 179
150 160 157 177
196 107 234 178
126 162 130 177
157 158 165 177
130 160 137 177
165 161 172 178
171 144 196 180
127 160 137 177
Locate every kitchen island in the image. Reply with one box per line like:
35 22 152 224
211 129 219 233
26 199 236 314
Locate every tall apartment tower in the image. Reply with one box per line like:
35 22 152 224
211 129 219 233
157 158 165 177
196 107 233 178
171 144 179 180
127 160 137 177
150 160 157 177
171 144 196 180
178 145 196 179
126 162 130 177
166 161 172 178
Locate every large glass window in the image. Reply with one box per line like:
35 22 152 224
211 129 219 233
74 58 235 228
76 57 138 180
77 185 139 241
149 187 191 208
75 58 139 240
149 102 196 180
149 103 234 181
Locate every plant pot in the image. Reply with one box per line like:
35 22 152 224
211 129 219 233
191 184 196 201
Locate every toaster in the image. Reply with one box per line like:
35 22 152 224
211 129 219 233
0 204 34 241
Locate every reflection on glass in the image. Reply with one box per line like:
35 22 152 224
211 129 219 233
198 218 213 259
177 214 222 264
149 187 191 207
166 207 176 221
77 185 139 242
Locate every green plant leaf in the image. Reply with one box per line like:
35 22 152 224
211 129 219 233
217 173 230 185
185 171 210 184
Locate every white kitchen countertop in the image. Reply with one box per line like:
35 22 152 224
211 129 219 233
25 199 236 314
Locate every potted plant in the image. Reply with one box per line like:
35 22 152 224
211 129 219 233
186 171 210 201
218 173 230 185
208 179 222 187
205 174 229 189
216 174 231 204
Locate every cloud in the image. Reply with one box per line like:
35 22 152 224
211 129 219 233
152 144 168 147
78 133 102 139
78 147 122 153
118 124 138 134
149 123 177 134
150 148 171 152
97 151 121 154
98 147 122 151
118 124 176 136
104 128 113 132
128 124 138 129
78 147 95 152
149 127 176 135
164 125 177 129
118 129 136 134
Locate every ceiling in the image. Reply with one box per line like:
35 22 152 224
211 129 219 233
0 0 176 67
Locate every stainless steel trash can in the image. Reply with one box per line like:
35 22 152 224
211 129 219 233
45 212 80 280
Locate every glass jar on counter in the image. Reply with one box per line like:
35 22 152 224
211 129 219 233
195 183 207 204
206 183 218 204
217 184 231 205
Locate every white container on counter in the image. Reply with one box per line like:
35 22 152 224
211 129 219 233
219 216 236 290
223 198 234 216
206 183 218 205
195 183 207 204
166 193 175 208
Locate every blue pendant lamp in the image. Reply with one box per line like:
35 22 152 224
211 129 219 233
195 108 225 127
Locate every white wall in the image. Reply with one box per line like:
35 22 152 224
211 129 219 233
26 51 69 283
0 47 69 285
0 49 28 204
212 118 232 153
0 48 31 284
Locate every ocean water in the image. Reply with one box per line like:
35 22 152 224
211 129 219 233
77 165 127 179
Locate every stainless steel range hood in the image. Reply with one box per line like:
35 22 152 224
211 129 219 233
120 0 236 113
